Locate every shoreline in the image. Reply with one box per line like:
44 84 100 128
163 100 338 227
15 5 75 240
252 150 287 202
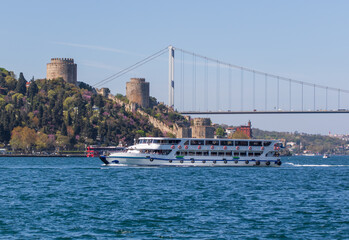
0 154 87 158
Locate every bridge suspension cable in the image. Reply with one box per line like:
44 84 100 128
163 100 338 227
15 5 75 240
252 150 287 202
172 46 349 114
173 47 349 94
93 47 168 88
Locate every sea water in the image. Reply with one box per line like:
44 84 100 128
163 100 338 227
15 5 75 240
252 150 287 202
0 156 348 239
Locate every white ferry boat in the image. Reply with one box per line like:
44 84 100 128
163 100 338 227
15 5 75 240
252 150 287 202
100 137 282 167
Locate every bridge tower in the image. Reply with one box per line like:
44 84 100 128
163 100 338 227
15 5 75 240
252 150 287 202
168 45 174 108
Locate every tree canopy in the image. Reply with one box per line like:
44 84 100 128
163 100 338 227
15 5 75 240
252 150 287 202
0 67 164 151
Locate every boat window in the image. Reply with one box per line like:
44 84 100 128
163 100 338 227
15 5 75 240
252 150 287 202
169 139 181 144
153 140 160 143
218 152 224 156
189 151 195 156
182 151 188 156
176 151 180 156
248 152 254 157
196 151 203 156
235 141 248 146
254 152 262 157
211 152 218 156
146 139 152 144
203 151 209 156
220 140 234 146
263 141 272 146
160 140 169 144
234 152 239 156
149 149 171 155
206 140 220 145
190 140 205 145
240 152 247 156
249 141 262 146
183 140 189 145
164 150 171 155
226 151 232 156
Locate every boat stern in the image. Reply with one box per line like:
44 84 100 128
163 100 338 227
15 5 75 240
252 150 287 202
99 156 110 165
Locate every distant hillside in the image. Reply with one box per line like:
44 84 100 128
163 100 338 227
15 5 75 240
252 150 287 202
0 68 165 152
253 128 348 154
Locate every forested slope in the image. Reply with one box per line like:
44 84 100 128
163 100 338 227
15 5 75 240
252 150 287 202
0 68 162 151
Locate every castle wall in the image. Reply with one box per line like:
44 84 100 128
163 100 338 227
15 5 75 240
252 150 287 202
191 118 214 138
96 88 109 98
192 126 215 138
177 127 192 138
113 97 178 136
47 58 77 85
126 78 149 108
193 118 211 126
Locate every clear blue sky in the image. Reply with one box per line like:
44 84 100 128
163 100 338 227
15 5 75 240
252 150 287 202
1 0 349 135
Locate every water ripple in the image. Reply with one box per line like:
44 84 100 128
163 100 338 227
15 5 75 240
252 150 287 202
0 156 348 239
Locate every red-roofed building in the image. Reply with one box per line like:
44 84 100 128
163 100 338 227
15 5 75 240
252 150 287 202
235 120 252 138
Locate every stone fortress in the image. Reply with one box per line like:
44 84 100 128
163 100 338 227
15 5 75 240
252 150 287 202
123 77 214 138
46 58 77 85
126 78 150 108
44 57 222 139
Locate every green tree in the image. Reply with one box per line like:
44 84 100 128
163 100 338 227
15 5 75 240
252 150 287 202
61 123 67 136
10 126 37 152
27 80 38 99
216 127 225 137
35 132 49 150
16 72 27 95
5 75 16 90
55 133 70 150
136 130 146 137
229 130 250 139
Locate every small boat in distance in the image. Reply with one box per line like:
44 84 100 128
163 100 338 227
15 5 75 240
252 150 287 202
99 137 282 167
323 154 330 159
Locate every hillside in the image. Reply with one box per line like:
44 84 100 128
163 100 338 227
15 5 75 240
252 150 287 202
0 68 165 152
253 128 348 155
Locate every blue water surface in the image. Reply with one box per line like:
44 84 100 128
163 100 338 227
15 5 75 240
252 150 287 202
0 156 348 239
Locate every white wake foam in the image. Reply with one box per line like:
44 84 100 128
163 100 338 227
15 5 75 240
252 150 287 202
285 162 349 167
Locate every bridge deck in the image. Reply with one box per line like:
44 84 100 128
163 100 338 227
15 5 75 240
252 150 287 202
179 110 349 115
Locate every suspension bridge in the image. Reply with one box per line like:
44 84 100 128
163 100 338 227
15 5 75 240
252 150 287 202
93 45 349 115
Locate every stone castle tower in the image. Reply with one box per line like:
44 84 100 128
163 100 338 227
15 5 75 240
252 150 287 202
46 58 77 85
191 118 215 138
126 78 149 108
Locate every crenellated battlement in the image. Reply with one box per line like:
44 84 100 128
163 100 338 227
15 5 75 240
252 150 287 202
50 58 75 64
47 58 77 84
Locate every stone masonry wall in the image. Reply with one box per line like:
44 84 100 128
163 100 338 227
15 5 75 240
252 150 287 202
112 97 178 136
47 58 77 85
126 78 149 108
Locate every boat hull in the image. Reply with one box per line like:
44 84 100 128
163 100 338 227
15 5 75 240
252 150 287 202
101 156 281 167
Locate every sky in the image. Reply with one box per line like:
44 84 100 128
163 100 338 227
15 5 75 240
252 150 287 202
1 0 349 135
